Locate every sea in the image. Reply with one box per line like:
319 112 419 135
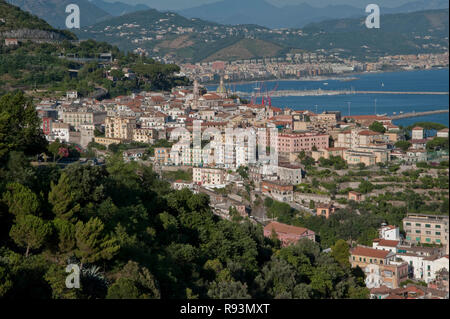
207 69 449 127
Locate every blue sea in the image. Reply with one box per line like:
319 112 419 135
208 69 449 127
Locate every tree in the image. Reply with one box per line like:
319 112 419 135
207 281 251 299
0 264 13 298
112 261 160 299
395 140 412 152
48 172 81 220
0 91 47 164
369 121 386 134
237 166 249 180
2 182 40 217
9 214 52 257
75 217 120 266
52 218 76 253
426 137 449 151
358 181 374 194
106 278 141 299
331 240 350 268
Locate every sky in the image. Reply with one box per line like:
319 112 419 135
100 0 420 11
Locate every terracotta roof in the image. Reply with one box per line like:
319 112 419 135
375 239 400 247
358 130 380 136
412 126 424 130
264 221 311 237
351 246 391 259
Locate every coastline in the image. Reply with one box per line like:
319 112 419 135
204 67 450 87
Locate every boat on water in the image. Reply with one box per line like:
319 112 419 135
340 78 357 82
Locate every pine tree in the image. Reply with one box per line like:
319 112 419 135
48 173 80 220
9 214 52 257
75 217 120 266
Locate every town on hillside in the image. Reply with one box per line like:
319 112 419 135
35 74 449 299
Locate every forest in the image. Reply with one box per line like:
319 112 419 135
0 91 369 299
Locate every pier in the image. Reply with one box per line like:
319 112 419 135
389 109 449 120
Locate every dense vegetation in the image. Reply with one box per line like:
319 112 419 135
0 39 189 97
0 91 369 299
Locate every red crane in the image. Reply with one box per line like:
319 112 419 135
266 83 279 107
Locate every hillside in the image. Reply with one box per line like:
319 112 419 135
0 0 76 40
76 7 450 63
74 8 276 63
203 38 283 62
0 1 189 97
90 0 150 16
7 0 112 28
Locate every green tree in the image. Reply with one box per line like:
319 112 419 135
369 121 386 133
48 172 81 220
207 281 251 299
75 217 120 266
107 278 141 299
2 182 40 217
52 218 76 253
9 214 52 257
0 91 47 164
331 239 350 268
395 140 412 151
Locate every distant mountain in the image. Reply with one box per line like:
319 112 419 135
77 7 449 63
89 0 150 17
179 0 362 29
179 0 449 29
6 0 112 28
0 0 75 39
384 0 449 14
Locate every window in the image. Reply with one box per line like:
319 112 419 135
436 225 441 228
415 223 421 227
425 224 431 228
416 230 421 234
426 238 431 242
436 232 441 235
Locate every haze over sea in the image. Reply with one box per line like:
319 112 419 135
208 69 449 127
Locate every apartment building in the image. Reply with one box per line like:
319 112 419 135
277 132 329 155
49 122 70 143
261 180 294 202
105 116 137 140
154 147 171 165
343 149 377 166
403 213 449 247
61 110 107 129
350 246 408 289
264 221 315 246
133 128 156 144
193 167 225 187
277 163 303 185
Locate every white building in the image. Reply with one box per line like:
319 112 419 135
379 225 401 241
411 127 424 140
423 255 449 283
372 239 400 254
49 122 70 143
193 167 226 187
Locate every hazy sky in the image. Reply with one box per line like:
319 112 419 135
100 0 419 11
